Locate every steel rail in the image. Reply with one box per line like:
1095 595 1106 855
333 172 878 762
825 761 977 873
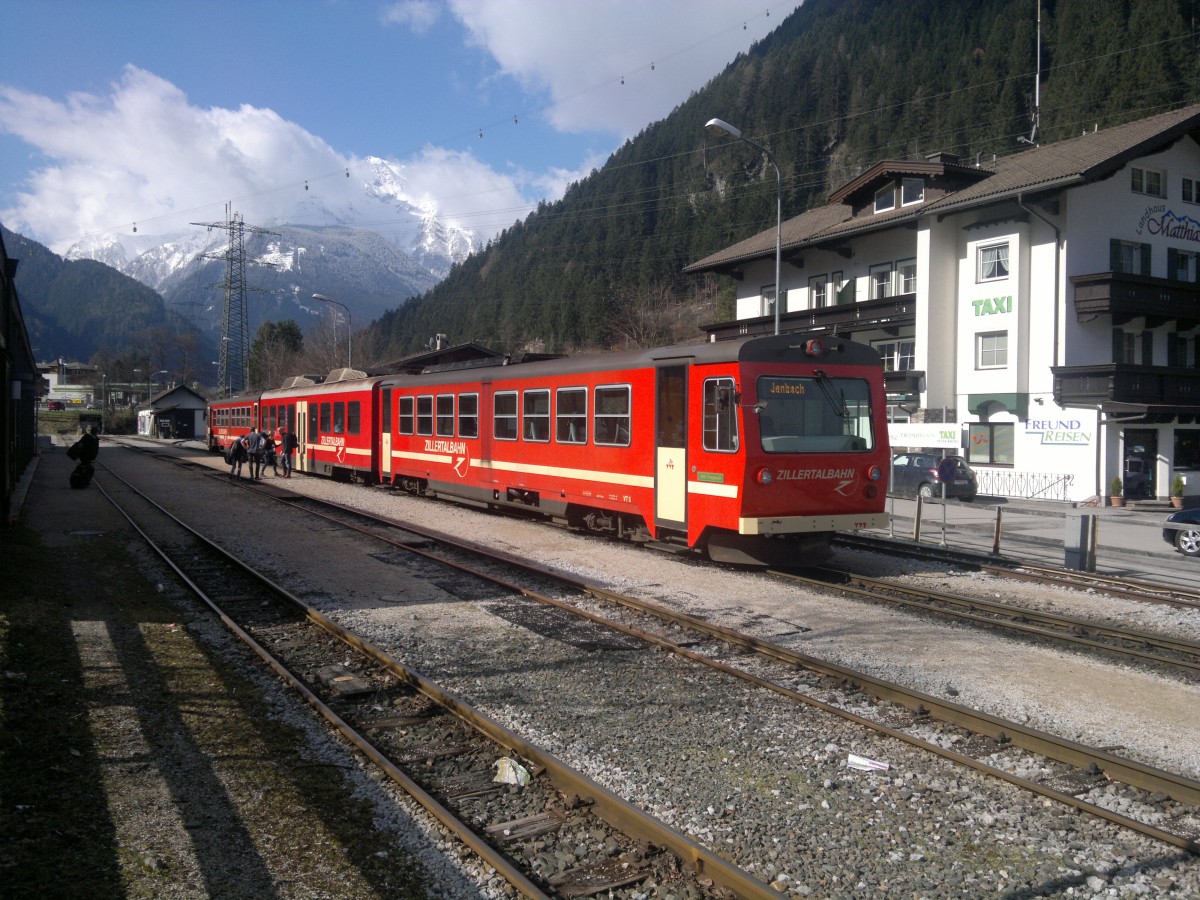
212 476 1200 852
93 461 781 900
125 446 1200 850
786 567 1200 673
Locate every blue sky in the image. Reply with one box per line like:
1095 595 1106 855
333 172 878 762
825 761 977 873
0 0 798 252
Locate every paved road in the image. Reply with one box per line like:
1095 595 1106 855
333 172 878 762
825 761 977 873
871 494 1200 591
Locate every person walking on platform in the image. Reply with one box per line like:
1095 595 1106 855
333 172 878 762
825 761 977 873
228 435 248 479
263 429 278 476
245 428 264 479
280 426 297 478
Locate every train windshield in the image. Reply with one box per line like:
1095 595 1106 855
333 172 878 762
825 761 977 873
755 374 875 453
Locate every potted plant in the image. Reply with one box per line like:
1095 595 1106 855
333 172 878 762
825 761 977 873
1109 476 1124 507
1171 474 1186 509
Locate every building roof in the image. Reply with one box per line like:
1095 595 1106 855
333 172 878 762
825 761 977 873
685 102 1200 275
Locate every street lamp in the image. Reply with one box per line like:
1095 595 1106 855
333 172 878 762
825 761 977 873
312 293 352 369
705 117 783 335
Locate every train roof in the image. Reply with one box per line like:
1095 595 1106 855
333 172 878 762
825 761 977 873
213 335 883 405
378 334 882 385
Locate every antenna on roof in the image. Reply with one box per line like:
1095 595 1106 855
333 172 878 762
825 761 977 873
1018 0 1041 146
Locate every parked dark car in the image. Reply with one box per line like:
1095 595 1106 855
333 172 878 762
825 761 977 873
46 400 65 411
1163 507 1200 556
891 454 978 501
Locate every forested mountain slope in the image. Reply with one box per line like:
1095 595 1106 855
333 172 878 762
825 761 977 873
364 0 1200 359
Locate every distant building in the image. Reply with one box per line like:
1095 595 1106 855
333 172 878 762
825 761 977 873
688 103 1200 504
138 384 208 440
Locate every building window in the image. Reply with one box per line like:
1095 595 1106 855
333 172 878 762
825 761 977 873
901 178 924 206
869 263 893 299
1110 239 1151 275
897 259 917 294
976 332 1008 369
977 242 1009 282
874 184 896 213
875 340 915 372
808 275 828 308
1168 334 1190 368
1112 329 1153 365
1184 177 1200 204
968 423 1015 466
1131 166 1165 197
761 285 776 319
1177 430 1200 469
1169 248 1199 282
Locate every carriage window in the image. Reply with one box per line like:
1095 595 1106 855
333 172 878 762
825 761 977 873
319 403 331 434
398 396 414 434
594 385 631 446
494 391 518 440
556 387 587 443
333 402 345 434
416 395 433 436
436 394 455 437
347 400 361 435
703 377 740 452
755 375 874 453
523 389 550 442
381 389 391 435
458 393 479 438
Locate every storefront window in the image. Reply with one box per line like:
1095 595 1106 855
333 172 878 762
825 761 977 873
1176 430 1200 470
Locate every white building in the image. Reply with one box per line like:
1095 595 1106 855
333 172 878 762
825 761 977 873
687 103 1200 504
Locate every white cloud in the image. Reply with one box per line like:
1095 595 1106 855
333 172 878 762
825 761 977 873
0 65 536 251
447 0 788 137
380 0 441 34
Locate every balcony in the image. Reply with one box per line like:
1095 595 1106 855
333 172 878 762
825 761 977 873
704 293 916 341
1052 363 1200 413
1071 272 1200 328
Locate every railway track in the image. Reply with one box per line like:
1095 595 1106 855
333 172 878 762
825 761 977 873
141 449 1200 860
771 566 1200 677
93 459 777 899
836 531 1200 610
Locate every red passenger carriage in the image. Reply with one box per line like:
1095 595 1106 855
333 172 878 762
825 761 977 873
209 335 889 565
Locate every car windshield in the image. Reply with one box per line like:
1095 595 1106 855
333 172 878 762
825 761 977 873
756 375 874 453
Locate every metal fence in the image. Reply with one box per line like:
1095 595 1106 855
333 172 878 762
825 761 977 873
974 468 1075 502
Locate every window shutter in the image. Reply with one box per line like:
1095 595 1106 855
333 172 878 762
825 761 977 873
1140 243 1152 276
1109 239 1120 272
1141 331 1153 365
1168 248 1179 281
1168 335 1180 367
1112 328 1124 363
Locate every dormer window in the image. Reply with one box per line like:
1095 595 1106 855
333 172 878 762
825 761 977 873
901 178 924 206
874 185 896 213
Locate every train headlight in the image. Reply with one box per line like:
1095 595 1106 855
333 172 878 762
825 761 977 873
804 339 824 357
755 467 773 485
867 465 882 481
864 484 879 499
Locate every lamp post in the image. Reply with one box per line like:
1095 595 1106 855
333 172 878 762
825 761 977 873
312 293 352 369
705 117 783 336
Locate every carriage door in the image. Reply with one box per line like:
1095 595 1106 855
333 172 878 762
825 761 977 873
296 400 309 474
655 365 688 529
380 388 393 483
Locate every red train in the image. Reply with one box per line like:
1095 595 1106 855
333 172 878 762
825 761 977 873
208 335 890 565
